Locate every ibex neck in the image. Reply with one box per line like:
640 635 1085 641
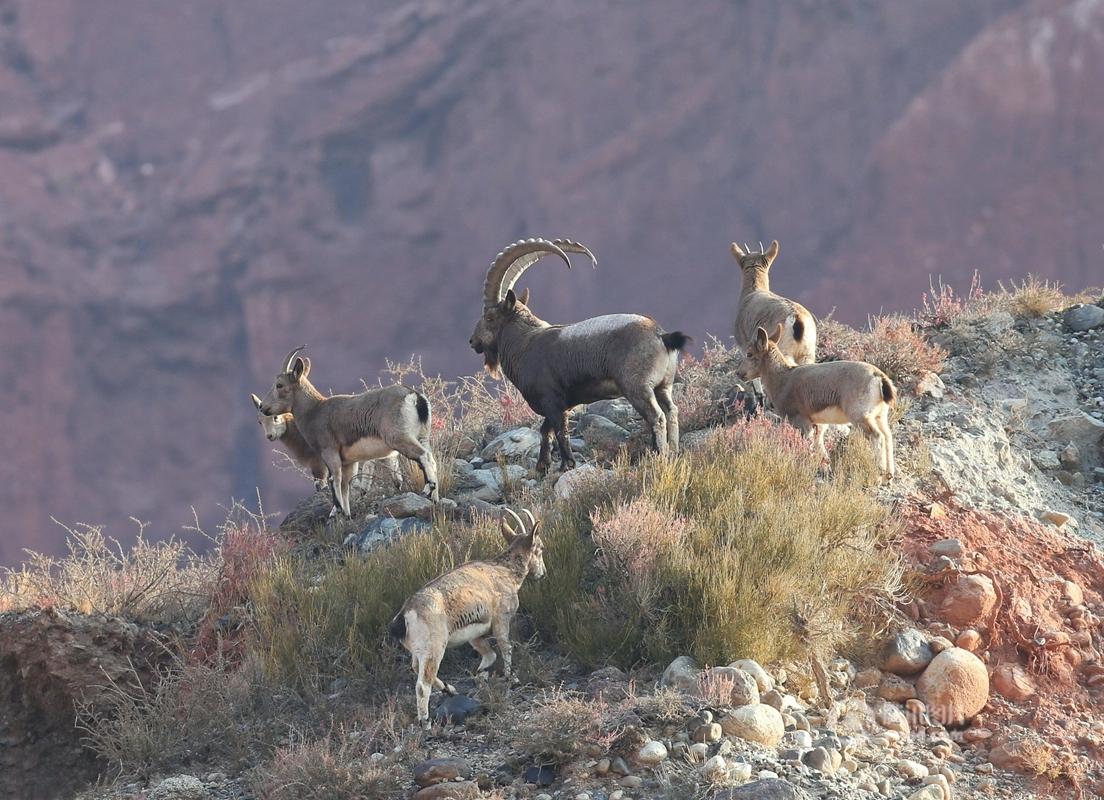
759 349 795 396
493 549 531 586
290 380 326 419
499 315 545 386
741 269 770 296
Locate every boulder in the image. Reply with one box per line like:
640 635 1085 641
1063 303 1104 332
554 464 613 500
916 647 989 725
729 658 775 693
636 740 668 766
660 655 700 692
881 629 933 676
414 759 473 788
585 398 640 429
707 666 760 706
379 492 435 519
871 698 910 735
412 782 480 800
939 573 997 626
480 427 542 461
434 694 482 725
347 515 430 553
991 663 1035 702
576 414 631 453
719 704 785 747
1046 413 1104 470
877 674 918 702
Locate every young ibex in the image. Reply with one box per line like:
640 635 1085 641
469 237 690 473
258 347 439 516
732 240 817 366
388 508 545 724
250 393 336 489
738 324 897 477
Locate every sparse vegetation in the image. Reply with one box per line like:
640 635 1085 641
818 314 947 390
514 688 618 765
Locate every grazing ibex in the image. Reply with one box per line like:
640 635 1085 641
258 347 439 516
732 240 817 366
738 324 896 477
389 508 545 724
469 238 690 473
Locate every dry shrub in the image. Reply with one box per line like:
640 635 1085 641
250 722 408 800
193 520 286 662
988 274 1069 319
673 337 755 431
0 519 213 624
696 668 736 707
817 315 946 391
525 416 901 669
918 271 985 328
514 688 619 765
77 654 277 777
249 513 504 694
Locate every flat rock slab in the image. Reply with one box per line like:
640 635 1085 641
523 765 557 786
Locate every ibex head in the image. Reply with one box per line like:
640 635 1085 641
259 346 310 415
730 239 780 275
737 323 784 381
501 508 546 580
252 392 291 441
470 238 596 377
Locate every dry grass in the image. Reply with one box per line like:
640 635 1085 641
0 519 214 624
674 337 755 431
250 718 412 800
513 687 619 765
524 416 902 669
76 653 278 778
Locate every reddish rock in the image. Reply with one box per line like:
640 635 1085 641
939 574 997 626
990 663 1035 702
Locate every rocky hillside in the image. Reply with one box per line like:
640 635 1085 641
0 289 1101 800
4 0 1104 562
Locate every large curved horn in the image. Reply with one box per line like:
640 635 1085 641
282 345 306 373
483 238 572 308
552 239 597 269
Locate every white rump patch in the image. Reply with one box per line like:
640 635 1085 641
559 314 644 340
448 621 491 647
809 405 851 425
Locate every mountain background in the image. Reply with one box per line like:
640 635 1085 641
1 0 1101 563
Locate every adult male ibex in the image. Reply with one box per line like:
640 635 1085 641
469 238 689 473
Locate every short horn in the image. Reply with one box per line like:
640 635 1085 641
483 238 572 308
282 345 306 373
520 508 537 530
759 241 764 254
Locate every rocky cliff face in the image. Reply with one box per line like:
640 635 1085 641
1 0 1101 561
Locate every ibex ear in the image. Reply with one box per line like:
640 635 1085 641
503 289 517 311
754 327 769 350
730 242 747 260
764 240 780 265
769 322 784 343
251 393 263 410
290 357 307 383
516 287 530 306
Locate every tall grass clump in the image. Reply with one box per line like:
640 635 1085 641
524 417 900 669
248 513 504 694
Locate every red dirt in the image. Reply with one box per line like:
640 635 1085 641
895 496 1104 796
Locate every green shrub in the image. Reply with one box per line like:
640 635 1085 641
524 417 900 669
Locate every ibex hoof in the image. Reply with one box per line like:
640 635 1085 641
443 683 457 696
535 461 551 476
560 459 576 471
423 484 440 502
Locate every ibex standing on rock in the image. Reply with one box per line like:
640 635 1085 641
389 508 545 725
732 240 817 366
469 238 690 473
259 347 439 516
